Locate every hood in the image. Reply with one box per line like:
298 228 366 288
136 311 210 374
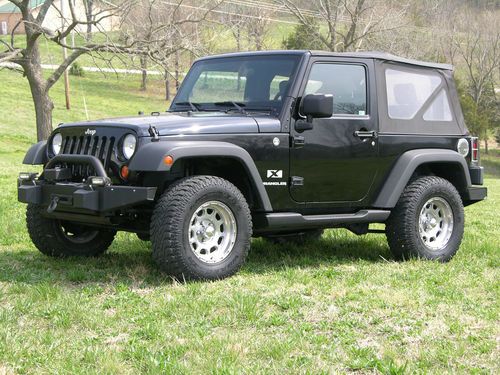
58 112 281 136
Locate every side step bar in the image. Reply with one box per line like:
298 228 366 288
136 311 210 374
258 210 390 232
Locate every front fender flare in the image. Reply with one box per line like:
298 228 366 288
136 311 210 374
23 141 48 165
128 141 272 211
373 149 471 208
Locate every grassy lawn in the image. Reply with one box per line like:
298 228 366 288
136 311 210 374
0 68 499 373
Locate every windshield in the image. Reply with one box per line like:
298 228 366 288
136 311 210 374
170 55 302 115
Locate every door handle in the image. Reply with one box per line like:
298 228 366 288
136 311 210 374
354 130 377 140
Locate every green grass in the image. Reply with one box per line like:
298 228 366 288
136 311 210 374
0 67 499 373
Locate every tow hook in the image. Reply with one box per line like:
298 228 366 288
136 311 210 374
47 196 60 213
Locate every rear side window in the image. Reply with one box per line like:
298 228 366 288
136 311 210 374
385 69 442 120
423 89 453 121
305 64 367 116
385 68 454 124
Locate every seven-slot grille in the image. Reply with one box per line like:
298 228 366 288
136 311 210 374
60 135 116 180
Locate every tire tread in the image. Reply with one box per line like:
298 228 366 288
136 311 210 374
386 176 464 261
150 175 252 280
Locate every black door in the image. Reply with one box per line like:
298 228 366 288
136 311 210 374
290 59 379 205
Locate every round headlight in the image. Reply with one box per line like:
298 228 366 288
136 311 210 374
457 138 469 157
122 134 137 159
52 133 62 155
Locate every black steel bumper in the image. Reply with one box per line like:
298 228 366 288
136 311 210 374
18 154 156 213
18 181 156 212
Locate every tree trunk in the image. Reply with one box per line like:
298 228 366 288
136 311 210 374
174 51 180 91
26 68 53 141
236 27 241 52
23 40 53 141
85 0 94 42
33 90 54 142
140 55 147 91
255 34 262 51
165 71 170 101
484 139 489 154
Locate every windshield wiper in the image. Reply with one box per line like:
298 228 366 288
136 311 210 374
214 101 247 115
172 101 201 112
244 107 277 116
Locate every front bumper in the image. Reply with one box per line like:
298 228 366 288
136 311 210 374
18 154 156 214
18 181 156 213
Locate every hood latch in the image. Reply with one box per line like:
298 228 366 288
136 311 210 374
148 125 160 142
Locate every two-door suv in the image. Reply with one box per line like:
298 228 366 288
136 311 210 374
18 51 487 280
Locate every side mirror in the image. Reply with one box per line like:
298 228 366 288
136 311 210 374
295 94 334 132
301 94 333 122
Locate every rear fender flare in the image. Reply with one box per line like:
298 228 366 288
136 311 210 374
128 141 272 211
373 149 471 208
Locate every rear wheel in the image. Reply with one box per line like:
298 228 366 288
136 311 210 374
386 176 464 262
263 229 324 245
150 176 252 280
26 204 116 257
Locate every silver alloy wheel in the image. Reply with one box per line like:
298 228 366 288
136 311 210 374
418 197 454 251
188 201 237 264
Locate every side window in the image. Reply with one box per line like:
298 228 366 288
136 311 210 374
305 64 367 115
385 68 451 121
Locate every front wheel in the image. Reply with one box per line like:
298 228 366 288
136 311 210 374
386 176 464 262
26 204 116 257
150 176 252 280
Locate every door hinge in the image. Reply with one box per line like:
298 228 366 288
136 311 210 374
291 135 305 148
290 176 304 186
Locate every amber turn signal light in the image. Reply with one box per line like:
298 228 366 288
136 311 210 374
120 165 129 179
163 155 174 166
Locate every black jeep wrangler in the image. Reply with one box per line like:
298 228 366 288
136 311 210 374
18 51 487 280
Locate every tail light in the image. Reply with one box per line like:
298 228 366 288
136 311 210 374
471 137 479 162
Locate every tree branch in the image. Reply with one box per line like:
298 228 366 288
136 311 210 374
0 49 23 63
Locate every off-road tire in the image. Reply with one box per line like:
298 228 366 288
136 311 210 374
26 204 116 257
263 229 324 245
150 176 252 280
386 176 464 262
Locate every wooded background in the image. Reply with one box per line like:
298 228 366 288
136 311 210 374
0 0 498 147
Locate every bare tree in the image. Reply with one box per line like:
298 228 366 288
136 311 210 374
121 0 222 96
454 12 499 107
0 0 134 141
83 0 94 41
453 10 500 151
280 0 408 52
245 7 274 51
0 0 223 140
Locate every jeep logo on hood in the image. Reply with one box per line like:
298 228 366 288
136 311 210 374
85 128 96 136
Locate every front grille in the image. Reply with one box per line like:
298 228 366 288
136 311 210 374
60 135 116 180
